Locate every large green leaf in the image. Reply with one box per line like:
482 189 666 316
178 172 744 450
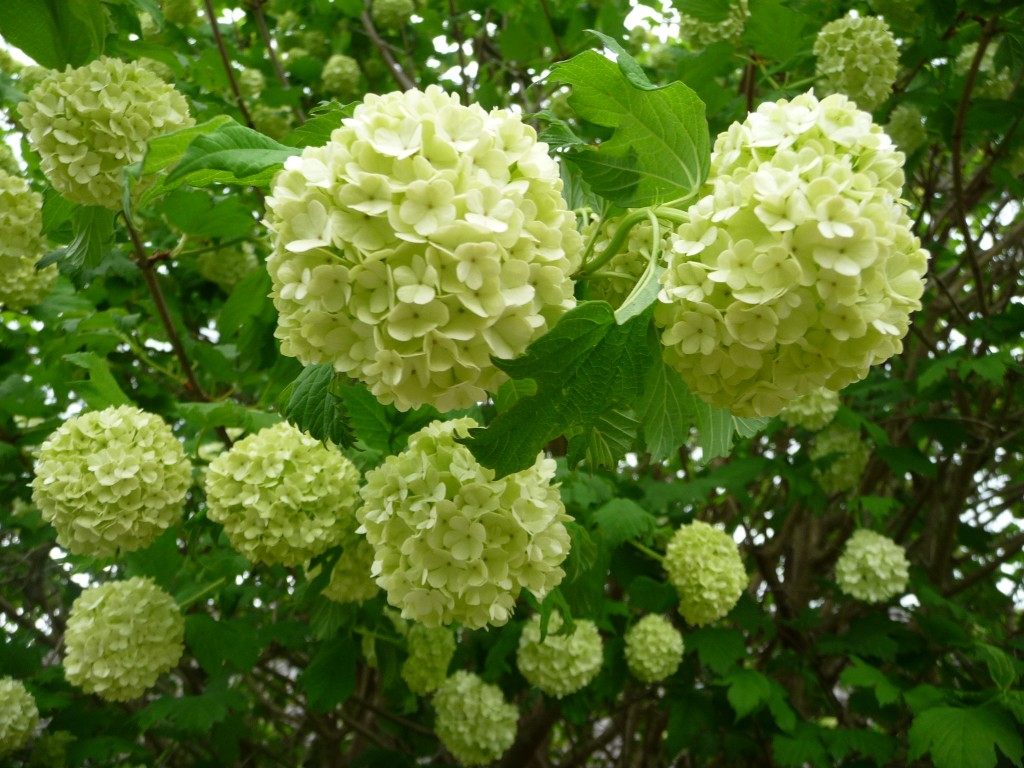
39 206 117 272
909 704 1024 768
0 0 105 69
62 352 133 409
280 364 355 448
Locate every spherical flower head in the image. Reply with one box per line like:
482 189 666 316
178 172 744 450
677 0 749 50
624 614 684 683
239 67 266 99
433 671 518 766
162 0 197 26
18 56 195 209
253 105 294 141
204 421 361 567
31 405 191 558
265 85 582 412
665 520 746 626
0 144 20 176
583 213 672 308
955 42 1015 100
198 243 259 292
885 104 927 155
656 90 928 417
0 677 39 757
318 524 380 604
321 54 361 98
63 577 184 701
810 425 870 494
29 730 75 767
814 14 898 111
372 0 416 31
835 529 909 602
402 624 456 695
0 170 58 311
516 612 603 698
357 418 572 629
779 387 840 430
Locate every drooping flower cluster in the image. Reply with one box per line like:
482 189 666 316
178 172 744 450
516 612 604 698
32 405 191 558
779 387 840 430
204 421 361 567
885 104 927 155
810 425 870 494
401 624 456 695
677 0 749 50
357 418 571 629
656 91 928 417
318 525 380 604
0 677 38 757
0 170 58 311
582 213 672 308
63 577 184 701
321 54 361 98
955 42 1015 100
664 521 747 626
624 614 685 684
835 529 910 602
265 85 582 412
198 243 260 292
18 57 194 209
433 671 518 766
372 0 416 30
814 14 899 111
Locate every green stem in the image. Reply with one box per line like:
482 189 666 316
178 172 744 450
629 539 664 564
178 577 227 609
577 209 649 277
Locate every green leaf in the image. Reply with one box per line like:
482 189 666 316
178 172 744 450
638 359 695 462
724 668 772 721
282 102 356 147
839 657 901 707
958 353 1012 385
909 704 1024 768
160 191 255 239
673 0 732 22
614 246 666 325
823 728 896 765
185 615 267 675
176 401 280 435
40 206 117 272
567 408 640 469
337 382 393 453
300 636 357 712
975 644 1018 691
688 627 747 675
493 377 538 415
625 575 679 613
280 364 355 448
62 352 133 409
741 0 809 64
592 498 657 547
0 0 105 69
138 679 246 733
773 723 829 768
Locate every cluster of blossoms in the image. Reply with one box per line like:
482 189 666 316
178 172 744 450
677 0 749 50
265 85 582 412
18 57 194 209
656 91 928 417
582 213 672 308
779 387 840 430
867 0 922 30
321 54 361 98
197 243 260 292
318 525 380 604
253 105 294 141
665 521 747 626
372 0 416 30
32 406 191 558
0 678 38 757
162 0 197 26
955 42 1015 100
401 624 457 695
433 671 518 766
814 14 899 111
835 529 910 602
29 730 75 767
238 67 266 99
516 612 604 698
624 614 685 684
204 421 361 567
357 418 571 629
885 104 928 155
0 170 58 311
810 425 871 494
63 578 184 701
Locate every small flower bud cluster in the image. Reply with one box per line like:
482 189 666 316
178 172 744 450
321 54 361 98
779 387 840 430
835 529 909 602
516 612 604 698
582 213 672 308
357 418 571 629
664 521 747 626
198 243 260 292
433 671 518 766
677 0 749 50
401 624 456 695
253 105 294 140
885 104 927 155
162 0 197 26
19 57 194 209
810 425 870 494
238 67 266 99
63 577 184 701
955 42 1015 100
624 614 685 683
372 0 416 31
265 85 582 412
0 678 38 757
814 14 899 111
0 170 58 311
319 525 380 604
32 406 191 558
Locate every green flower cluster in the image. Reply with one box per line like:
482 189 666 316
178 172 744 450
814 14 898 111
238 67 266 99
810 425 870 494
582 213 672 308
401 624 456 695
0 678 38 757
624 614 685 684
205 421 361 567
372 0 416 30
318 525 380 604
433 671 518 766
32 405 191 558
29 730 75 768
885 104 927 155
198 243 260 292
265 85 582 412
665 521 747 626
357 419 571 629
0 170 58 311
321 54 361 98
516 612 603 698
63 577 184 701
868 0 923 30
955 42 1015 100
835 529 910 602
677 0 749 50
253 105 294 140
162 0 196 26
779 387 840 430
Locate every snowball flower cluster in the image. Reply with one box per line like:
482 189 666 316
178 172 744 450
0 170 58 311
665 521 747 626
624 614 685 683
677 0 749 50
357 418 571 629
814 14 898 111
321 54 361 98
779 387 840 430
810 425 870 494
582 213 672 308
516 612 604 698
885 104 927 155
18 57 194 209
32 405 191 558
238 67 266 99
955 42 1015 100
433 671 518 766
372 0 416 30
0 678 38 757
253 105 294 140
64 577 184 701
401 624 456 695
265 85 581 412
198 243 259 292
656 91 928 417
835 529 910 602
205 421 360 567
318 525 380 604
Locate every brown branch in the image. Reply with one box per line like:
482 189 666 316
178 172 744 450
447 0 470 101
361 10 417 90
0 594 57 648
202 0 256 129
945 530 1024 597
247 0 306 124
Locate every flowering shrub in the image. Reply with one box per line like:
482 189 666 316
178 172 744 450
885 104 927 154
0 677 38 757
372 0 416 30
624 614 685 683
810 425 871 494
516 611 604 698
318 525 380 604
665 520 747 626
197 243 259 292
677 0 749 50
320 54 361 98
955 42 1015 100
433 671 518 766
814 14 899 111
835 529 910 602
779 387 840 430
0 169 58 310
401 624 456 695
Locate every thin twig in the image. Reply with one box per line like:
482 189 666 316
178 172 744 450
361 10 417 90
202 0 256 129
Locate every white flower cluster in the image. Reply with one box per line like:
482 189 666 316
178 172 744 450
885 104 927 155
955 42 1015 100
372 0 416 30
265 85 581 412
582 214 672 308
810 425 870 494
677 0 749 50
18 57 194 209
0 170 58 311
656 91 928 417
32 405 191 558
321 54 361 98
516 612 603 698
204 421 361 567
63 577 184 701
665 521 747 626
835 529 909 602
433 671 518 766
779 387 840 430
624 614 685 684
401 624 456 695
0 677 38 757
357 418 571 629
814 14 899 111
198 243 259 292
318 525 380 604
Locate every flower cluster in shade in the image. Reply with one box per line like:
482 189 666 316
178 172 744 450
810 425 870 494
63 577 184 701
432 671 518 766
198 243 259 292
0 170 58 311
656 91 928 417
779 387 840 430
31 405 191 558
356 418 571 629
677 0 749 50
885 105 927 155
664 520 747 626
955 42 1015 100
372 0 416 30
516 612 604 698
0 678 39 757
624 614 685 684
401 624 456 695
321 54 361 98
253 105 294 141
18 57 194 209
29 730 75 767
204 421 361 568
317 524 380 604
582 213 672 308
813 14 899 111
835 529 910 602
867 0 923 30
264 85 582 412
